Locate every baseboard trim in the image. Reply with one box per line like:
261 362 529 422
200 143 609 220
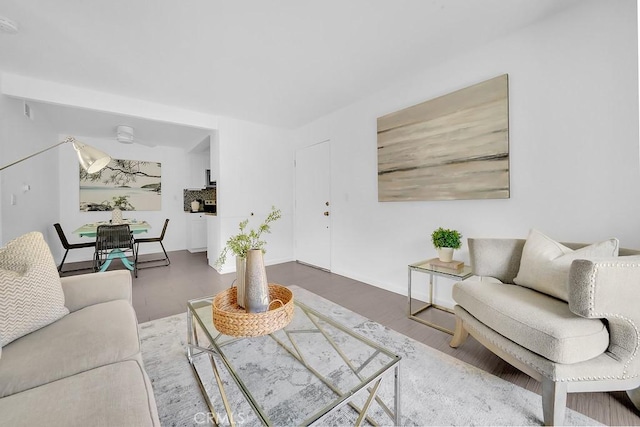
330 267 455 309
213 256 295 275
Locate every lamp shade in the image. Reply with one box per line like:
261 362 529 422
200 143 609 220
72 141 111 173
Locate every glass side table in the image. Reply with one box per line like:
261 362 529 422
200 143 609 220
408 259 473 334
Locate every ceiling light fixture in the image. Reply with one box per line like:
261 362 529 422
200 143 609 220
0 16 19 34
116 125 134 144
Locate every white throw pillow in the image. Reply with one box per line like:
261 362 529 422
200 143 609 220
513 229 619 301
0 232 69 346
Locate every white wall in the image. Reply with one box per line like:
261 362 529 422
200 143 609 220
0 93 60 250
213 117 295 272
2 73 218 130
294 0 640 305
57 136 195 263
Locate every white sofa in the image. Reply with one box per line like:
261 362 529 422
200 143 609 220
0 270 160 426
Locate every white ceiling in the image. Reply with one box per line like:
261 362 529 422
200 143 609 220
0 0 582 147
28 101 212 149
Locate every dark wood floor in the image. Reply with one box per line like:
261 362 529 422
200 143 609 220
64 250 640 426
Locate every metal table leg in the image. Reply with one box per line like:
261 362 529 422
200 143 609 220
407 266 454 334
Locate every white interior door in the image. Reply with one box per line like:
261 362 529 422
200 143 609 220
295 141 331 270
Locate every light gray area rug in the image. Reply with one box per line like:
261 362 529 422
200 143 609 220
139 286 599 426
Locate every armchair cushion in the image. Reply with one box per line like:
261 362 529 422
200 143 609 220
453 280 609 364
0 232 69 347
513 229 618 301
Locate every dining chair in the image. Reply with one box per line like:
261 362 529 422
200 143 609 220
53 223 96 274
134 219 170 276
135 218 171 277
94 224 136 273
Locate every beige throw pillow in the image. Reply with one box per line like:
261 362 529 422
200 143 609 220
0 232 69 347
513 229 619 301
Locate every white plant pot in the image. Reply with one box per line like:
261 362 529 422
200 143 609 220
437 247 454 263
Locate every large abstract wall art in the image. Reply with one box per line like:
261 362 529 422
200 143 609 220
377 74 509 201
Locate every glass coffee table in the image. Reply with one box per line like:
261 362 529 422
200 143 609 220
187 296 401 426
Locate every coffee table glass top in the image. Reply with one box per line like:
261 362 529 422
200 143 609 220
187 296 401 426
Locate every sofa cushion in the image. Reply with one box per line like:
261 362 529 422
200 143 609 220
0 232 69 347
0 359 159 427
513 229 618 301
0 299 140 398
453 280 609 364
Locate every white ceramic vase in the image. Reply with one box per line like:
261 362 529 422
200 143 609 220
244 249 269 313
111 207 123 224
437 247 454 263
235 256 246 309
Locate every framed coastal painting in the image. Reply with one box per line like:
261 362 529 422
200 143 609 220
377 74 509 202
79 159 162 211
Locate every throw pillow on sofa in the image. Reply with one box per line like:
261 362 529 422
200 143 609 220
513 229 618 301
0 232 69 347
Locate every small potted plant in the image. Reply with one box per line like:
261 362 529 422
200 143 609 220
431 227 462 262
216 206 282 311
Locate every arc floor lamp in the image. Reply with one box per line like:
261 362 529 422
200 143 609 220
0 136 111 173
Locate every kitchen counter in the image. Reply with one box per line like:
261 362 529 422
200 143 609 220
185 211 216 216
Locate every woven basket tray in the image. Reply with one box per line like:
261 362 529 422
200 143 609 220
212 284 294 337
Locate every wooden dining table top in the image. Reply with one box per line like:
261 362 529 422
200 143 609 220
73 220 151 237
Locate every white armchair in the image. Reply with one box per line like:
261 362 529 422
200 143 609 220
450 237 640 425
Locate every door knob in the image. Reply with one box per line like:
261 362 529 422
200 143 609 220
325 201 330 206
323 211 330 216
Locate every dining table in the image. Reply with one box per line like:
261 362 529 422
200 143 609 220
73 220 151 238
73 220 151 272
